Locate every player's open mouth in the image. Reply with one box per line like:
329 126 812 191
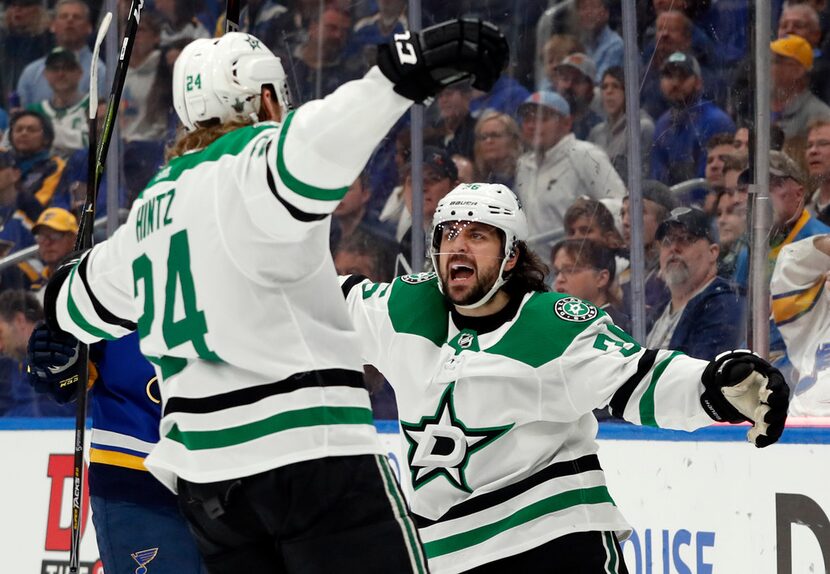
450 263 475 282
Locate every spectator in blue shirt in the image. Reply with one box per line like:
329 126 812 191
647 207 745 361
651 52 735 187
574 0 623 83
0 290 73 416
15 0 106 107
349 0 407 72
640 9 723 120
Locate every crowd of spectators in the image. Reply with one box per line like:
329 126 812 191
2 0 830 418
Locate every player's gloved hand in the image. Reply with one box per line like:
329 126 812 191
27 323 82 404
700 350 789 448
376 18 509 103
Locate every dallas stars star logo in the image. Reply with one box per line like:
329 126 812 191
400 383 513 493
231 97 246 113
245 35 261 50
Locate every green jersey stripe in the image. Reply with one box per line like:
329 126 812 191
67 264 118 340
639 351 683 427
145 355 188 379
423 485 614 558
376 456 428 574
276 111 348 201
604 531 619 573
145 123 275 189
166 405 374 450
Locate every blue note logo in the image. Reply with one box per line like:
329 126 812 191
131 548 158 574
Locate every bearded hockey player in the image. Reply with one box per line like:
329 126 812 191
38 22 508 573
340 183 790 574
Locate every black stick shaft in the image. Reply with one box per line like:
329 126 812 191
69 3 140 569
226 0 241 32
94 0 144 198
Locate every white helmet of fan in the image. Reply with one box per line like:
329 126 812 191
173 32 292 132
430 183 529 309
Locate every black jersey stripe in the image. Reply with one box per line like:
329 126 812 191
266 142 328 223
341 274 369 298
411 454 602 528
76 255 138 331
163 368 366 416
609 348 659 418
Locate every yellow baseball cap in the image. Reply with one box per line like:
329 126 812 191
771 34 813 70
33 207 79 235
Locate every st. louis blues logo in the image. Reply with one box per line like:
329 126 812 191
131 548 158 574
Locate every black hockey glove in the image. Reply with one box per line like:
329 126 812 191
27 323 82 404
376 18 509 103
700 350 789 448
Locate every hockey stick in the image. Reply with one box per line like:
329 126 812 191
225 0 242 33
68 12 111 573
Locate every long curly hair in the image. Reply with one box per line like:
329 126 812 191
503 240 550 297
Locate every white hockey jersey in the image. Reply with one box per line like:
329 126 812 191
771 235 830 416
342 273 714 574
29 96 89 156
51 67 413 491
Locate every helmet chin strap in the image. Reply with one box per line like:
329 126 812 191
453 255 511 310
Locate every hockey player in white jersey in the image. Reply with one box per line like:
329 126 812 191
772 234 830 416
340 183 790 573
38 22 508 573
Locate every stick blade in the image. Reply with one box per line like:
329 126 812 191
89 11 112 118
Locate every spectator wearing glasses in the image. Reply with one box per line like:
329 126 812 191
552 238 630 332
9 207 77 294
647 207 744 360
767 150 830 270
734 151 830 364
805 117 830 225
472 109 521 188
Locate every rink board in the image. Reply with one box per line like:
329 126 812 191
1 420 828 574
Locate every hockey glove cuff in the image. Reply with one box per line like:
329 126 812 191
377 18 509 103
701 350 789 448
43 250 86 333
